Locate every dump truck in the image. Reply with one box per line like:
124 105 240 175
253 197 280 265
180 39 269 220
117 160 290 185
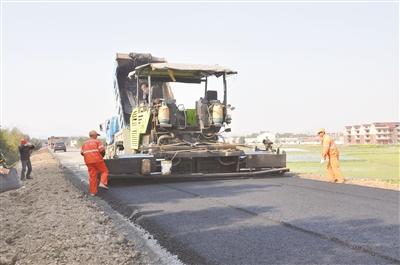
101 52 288 179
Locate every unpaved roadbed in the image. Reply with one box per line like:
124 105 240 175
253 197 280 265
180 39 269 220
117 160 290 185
296 173 399 191
0 150 145 265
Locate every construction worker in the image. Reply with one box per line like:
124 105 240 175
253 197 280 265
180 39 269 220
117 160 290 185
140 82 150 103
318 128 345 183
262 137 274 152
19 139 35 180
80 130 109 196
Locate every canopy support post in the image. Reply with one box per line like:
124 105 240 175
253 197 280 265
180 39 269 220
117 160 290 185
136 76 139 103
204 77 208 99
223 73 227 105
148 75 152 106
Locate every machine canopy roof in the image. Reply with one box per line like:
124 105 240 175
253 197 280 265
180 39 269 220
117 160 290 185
128 63 237 83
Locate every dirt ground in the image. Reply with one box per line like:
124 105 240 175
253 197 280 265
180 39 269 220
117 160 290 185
0 150 396 264
0 149 146 265
297 173 400 191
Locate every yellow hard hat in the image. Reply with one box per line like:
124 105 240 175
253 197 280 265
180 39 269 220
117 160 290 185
317 128 325 134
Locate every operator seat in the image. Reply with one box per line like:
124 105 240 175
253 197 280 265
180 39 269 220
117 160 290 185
206 90 218 101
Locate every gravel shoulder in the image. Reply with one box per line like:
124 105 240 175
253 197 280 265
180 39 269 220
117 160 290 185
296 173 400 191
0 149 145 265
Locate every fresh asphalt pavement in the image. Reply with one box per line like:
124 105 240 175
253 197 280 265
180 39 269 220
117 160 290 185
54 150 400 265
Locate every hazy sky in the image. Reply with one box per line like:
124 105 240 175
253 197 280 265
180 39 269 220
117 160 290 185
1 1 399 138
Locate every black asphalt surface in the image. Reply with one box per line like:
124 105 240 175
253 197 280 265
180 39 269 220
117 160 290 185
56 151 400 265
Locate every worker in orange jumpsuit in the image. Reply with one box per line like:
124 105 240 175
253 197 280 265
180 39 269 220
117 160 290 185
318 128 345 183
80 130 109 196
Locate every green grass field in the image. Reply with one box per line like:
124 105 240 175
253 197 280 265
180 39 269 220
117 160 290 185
283 145 400 184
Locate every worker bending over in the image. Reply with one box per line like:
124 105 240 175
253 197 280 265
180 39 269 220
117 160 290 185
318 128 345 183
81 130 109 196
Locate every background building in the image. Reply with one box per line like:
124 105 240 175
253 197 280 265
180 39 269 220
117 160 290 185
344 122 400 144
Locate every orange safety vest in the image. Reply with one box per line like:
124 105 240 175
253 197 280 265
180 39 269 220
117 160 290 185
321 134 339 158
81 139 105 164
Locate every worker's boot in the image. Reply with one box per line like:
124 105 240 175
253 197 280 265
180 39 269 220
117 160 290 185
99 183 109 190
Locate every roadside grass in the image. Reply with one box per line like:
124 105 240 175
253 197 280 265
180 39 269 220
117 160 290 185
284 144 400 184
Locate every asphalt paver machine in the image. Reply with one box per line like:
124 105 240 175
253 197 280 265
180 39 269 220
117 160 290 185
102 52 288 179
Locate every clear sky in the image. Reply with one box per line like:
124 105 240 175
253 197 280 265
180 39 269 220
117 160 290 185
1 1 399 138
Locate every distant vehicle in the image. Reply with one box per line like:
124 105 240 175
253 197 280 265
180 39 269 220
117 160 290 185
53 142 66 152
